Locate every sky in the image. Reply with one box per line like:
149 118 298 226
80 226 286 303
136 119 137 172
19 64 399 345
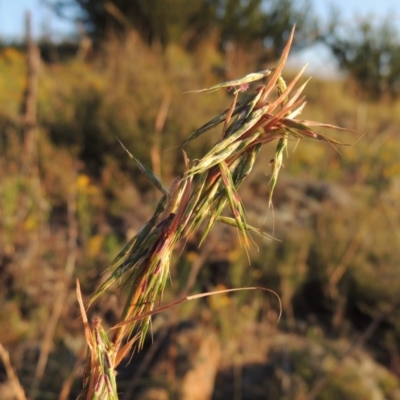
0 0 72 41
1 0 400 75
292 0 400 76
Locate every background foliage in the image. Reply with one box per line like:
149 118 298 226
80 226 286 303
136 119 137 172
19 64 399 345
1 1 400 399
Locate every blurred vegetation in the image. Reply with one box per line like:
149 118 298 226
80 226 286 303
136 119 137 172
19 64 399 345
1 3 400 399
322 15 400 99
50 0 317 57
49 0 400 99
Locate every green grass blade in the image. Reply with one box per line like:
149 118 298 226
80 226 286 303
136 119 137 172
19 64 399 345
117 138 167 195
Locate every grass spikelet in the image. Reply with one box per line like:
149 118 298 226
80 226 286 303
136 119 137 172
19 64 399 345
76 282 118 400
268 137 287 210
216 216 276 241
219 161 249 249
267 75 289 210
184 69 273 94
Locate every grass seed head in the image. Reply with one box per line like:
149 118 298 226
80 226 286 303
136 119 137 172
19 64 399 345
80 28 352 395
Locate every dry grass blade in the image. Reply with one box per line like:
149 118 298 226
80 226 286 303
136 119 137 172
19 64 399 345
262 25 296 99
0 343 27 400
110 286 283 330
267 64 308 114
221 89 239 138
285 103 306 120
297 119 357 131
282 119 349 144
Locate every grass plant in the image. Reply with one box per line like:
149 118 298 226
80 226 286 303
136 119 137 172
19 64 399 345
76 27 351 399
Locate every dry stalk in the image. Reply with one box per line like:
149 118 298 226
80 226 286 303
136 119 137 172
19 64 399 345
0 343 27 400
32 167 79 390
